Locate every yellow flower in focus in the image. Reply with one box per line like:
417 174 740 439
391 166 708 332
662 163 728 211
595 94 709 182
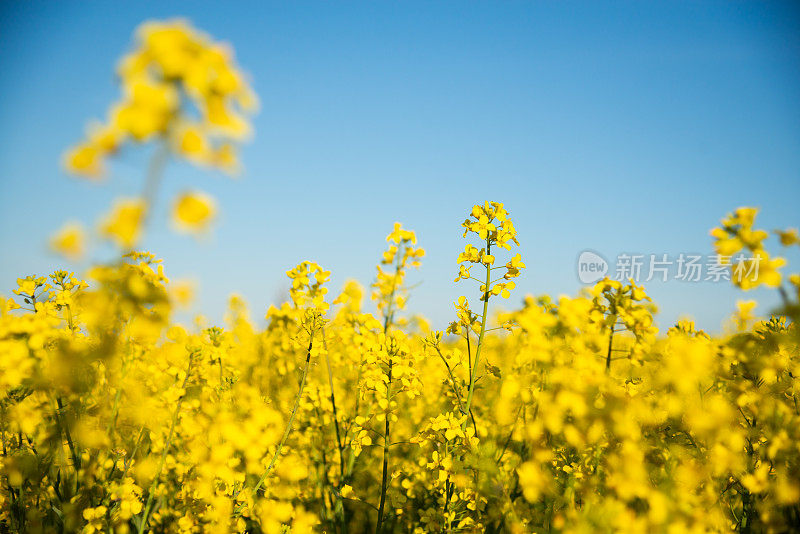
1 296 20 313
49 222 86 260
457 201 523 301
172 191 217 233
100 198 145 249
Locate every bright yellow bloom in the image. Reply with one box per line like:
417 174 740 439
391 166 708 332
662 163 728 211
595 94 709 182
457 201 523 301
172 191 217 233
504 253 526 279
776 228 799 247
63 143 104 178
99 198 145 248
711 206 786 291
65 19 257 178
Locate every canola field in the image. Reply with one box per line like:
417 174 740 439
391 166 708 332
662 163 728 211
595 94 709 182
2 20 799 534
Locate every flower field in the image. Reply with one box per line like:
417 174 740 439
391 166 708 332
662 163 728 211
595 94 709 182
1 19 799 534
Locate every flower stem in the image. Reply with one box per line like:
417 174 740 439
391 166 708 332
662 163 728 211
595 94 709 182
138 350 195 534
605 320 616 373
462 239 491 431
374 358 392 534
253 335 314 495
141 141 169 226
322 328 349 532
374 253 404 533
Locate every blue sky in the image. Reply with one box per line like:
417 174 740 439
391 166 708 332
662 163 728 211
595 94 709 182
1 1 799 332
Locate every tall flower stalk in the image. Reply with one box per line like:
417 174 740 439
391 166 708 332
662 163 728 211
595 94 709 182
453 201 525 432
372 224 424 533
253 261 330 495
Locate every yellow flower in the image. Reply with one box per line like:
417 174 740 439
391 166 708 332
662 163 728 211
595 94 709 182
472 215 496 240
14 276 46 297
732 250 785 290
100 198 145 248
65 19 257 178
776 228 799 247
211 142 239 175
63 142 104 178
457 201 522 302
282 261 331 312
49 222 86 260
504 253 526 279
172 191 217 233
175 122 211 163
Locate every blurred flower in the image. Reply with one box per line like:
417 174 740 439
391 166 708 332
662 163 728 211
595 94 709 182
49 222 86 260
100 198 145 249
65 19 258 179
172 191 217 233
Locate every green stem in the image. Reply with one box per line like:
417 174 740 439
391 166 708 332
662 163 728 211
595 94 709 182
605 319 616 373
55 397 81 491
137 351 194 534
56 304 82 487
778 285 790 308
322 329 349 533
107 345 133 439
374 358 392 534
461 239 491 431
141 142 169 225
252 336 314 495
374 250 405 533
434 346 477 435
322 328 345 480
122 426 146 480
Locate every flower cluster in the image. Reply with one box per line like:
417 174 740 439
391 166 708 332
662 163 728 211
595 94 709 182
64 19 256 178
5 16 800 534
710 207 787 290
589 277 658 363
56 20 258 257
456 201 524 301
4 203 800 533
373 223 425 330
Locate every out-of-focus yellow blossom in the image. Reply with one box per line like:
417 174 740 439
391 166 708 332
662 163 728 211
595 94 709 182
172 190 217 233
732 299 758 332
63 20 257 254
99 197 146 249
372 222 424 327
7 159 800 534
49 221 87 260
65 19 257 179
775 227 799 247
169 279 196 307
711 206 787 290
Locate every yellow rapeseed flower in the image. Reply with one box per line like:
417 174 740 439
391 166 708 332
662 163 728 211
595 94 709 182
49 222 86 260
99 198 145 248
172 191 217 233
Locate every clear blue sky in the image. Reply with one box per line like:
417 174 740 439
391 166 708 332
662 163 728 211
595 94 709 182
1 1 799 332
